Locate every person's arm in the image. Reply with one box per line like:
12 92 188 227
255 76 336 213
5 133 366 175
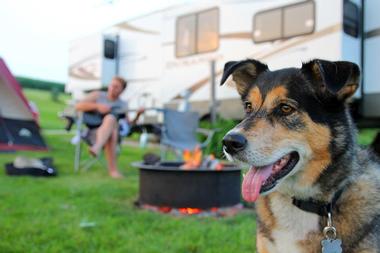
75 91 111 114
75 91 99 112
126 108 145 125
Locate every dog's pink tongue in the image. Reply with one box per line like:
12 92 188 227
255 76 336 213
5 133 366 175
242 165 273 202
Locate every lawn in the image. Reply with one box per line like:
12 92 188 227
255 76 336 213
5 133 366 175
0 89 378 253
0 89 256 253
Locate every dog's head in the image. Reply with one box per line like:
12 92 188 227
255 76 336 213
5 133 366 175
221 59 360 202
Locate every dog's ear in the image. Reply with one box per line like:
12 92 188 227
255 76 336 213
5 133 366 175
220 59 268 97
302 59 360 102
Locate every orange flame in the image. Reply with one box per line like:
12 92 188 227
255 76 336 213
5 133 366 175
178 207 203 215
181 145 202 170
143 205 221 215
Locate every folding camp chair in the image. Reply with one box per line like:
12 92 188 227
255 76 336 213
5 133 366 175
160 109 215 160
73 111 127 172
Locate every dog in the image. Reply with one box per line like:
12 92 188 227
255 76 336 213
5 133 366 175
220 59 380 253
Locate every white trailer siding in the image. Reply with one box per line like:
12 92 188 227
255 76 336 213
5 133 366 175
66 0 379 119
361 0 380 117
66 33 102 98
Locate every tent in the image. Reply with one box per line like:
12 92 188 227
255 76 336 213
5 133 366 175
0 58 47 151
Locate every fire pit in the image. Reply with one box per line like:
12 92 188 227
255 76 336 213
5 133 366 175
132 161 241 212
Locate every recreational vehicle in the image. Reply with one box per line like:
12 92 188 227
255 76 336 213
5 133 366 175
66 0 380 124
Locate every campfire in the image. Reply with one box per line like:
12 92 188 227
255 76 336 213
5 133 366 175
181 146 224 171
132 147 242 217
138 203 243 217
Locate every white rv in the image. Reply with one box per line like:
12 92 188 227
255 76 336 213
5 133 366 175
66 0 380 122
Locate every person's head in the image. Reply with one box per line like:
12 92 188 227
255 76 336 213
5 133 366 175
108 76 127 99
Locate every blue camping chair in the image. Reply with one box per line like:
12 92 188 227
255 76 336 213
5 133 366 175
160 109 215 160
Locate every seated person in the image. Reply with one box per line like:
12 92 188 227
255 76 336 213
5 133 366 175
75 76 144 178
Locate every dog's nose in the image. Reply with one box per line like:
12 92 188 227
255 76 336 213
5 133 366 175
222 133 247 154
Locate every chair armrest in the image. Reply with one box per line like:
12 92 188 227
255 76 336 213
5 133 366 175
196 128 218 149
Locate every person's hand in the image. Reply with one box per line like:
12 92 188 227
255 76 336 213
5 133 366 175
137 107 145 115
97 104 111 114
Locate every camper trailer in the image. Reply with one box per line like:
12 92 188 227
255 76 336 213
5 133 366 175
66 0 380 123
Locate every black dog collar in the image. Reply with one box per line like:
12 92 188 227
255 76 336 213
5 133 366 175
292 188 344 216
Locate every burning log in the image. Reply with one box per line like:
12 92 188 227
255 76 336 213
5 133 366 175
181 146 224 170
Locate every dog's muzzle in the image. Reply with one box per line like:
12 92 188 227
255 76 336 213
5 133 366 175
222 133 247 155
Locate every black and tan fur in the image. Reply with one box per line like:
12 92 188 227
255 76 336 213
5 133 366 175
221 59 380 253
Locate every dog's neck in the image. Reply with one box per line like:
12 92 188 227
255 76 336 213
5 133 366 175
315 110 360 200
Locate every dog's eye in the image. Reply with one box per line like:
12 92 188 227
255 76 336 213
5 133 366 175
244 102 253 113
279 104 294 115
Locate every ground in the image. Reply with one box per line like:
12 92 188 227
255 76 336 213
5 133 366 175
0 89 377 253
0 89 255 253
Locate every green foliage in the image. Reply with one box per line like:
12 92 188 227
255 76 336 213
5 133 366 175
51 86 61 102
358 128 380 146
16 76 65 92
200 117 240 158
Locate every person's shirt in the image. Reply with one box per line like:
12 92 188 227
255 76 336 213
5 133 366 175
96 91 128 116
83 91 128 116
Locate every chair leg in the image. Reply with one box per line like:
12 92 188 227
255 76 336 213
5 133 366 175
160 144 166 161
174 149 183 160
82 157 99 171
160 144 184 161
74 112 83 172
74 139 81 172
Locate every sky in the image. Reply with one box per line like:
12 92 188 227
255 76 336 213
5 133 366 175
0 0 189 83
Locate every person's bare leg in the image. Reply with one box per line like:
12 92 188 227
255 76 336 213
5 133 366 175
104 128 123 178
90 114 117 157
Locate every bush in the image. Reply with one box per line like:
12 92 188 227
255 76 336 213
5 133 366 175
16 76 64 92
199 117 240 158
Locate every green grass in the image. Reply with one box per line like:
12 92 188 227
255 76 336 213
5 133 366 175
1 89 379 253
0 90 256 253
0 138 256 253
25 88 71 130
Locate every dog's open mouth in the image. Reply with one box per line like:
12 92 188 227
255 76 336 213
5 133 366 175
242 152 299 202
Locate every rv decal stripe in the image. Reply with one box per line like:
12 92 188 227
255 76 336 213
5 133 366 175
69 68 99 81
68 53 100 81
365 27 380 39
116 23 160 35
220 32 252 39
70 53 100 69
162 32 252 47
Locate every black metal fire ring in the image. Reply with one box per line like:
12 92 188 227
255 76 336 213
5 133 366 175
132 161 242 209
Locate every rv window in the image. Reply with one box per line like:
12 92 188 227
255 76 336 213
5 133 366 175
176 8 219 57
104 39 116 59
283 1 314 38
197 8 219 53
176 14 197 57
253 9 282 43
344 1 359 38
